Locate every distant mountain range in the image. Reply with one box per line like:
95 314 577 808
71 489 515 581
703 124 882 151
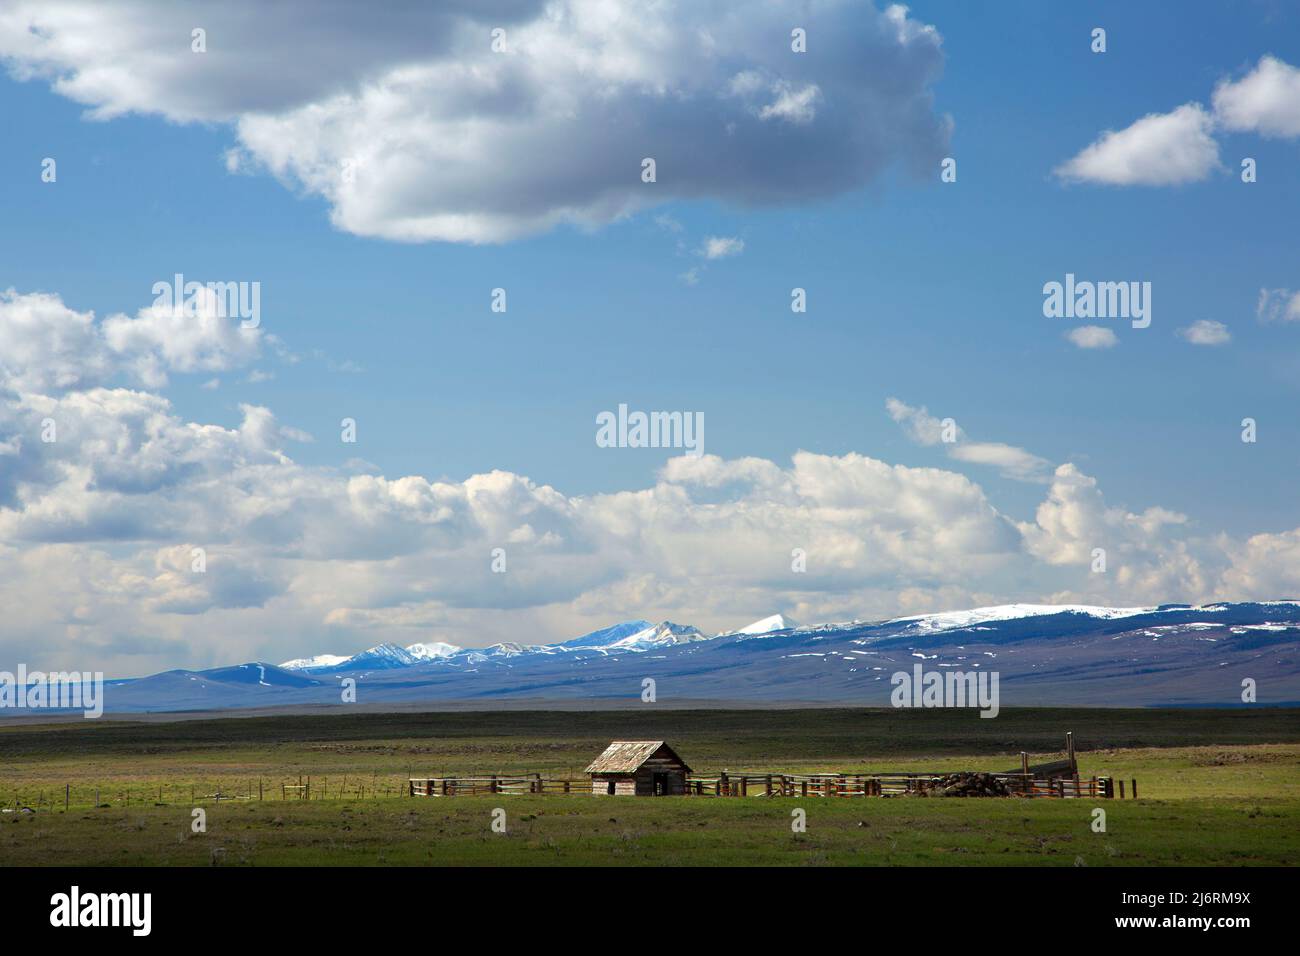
39 602 1300 714
276 618 713 673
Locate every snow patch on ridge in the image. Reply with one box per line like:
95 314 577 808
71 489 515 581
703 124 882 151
406 641 461 661
280 653 349 670
890 604 1158 634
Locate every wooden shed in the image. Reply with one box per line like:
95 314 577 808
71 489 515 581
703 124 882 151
585 740 692 796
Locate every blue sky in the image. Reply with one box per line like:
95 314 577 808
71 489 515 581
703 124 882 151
1 1 1299 674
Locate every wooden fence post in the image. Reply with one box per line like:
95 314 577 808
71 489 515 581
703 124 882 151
1131 779 1138 799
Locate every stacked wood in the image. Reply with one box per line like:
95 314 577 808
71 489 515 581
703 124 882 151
909 772 1012 797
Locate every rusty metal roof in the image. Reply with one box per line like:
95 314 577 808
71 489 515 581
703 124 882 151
584 740 691 774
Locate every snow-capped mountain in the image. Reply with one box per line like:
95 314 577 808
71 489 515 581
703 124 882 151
96 601 1300 713
606 621 709 651
281 619 702 671
310 642 416 672
558 620 653 649
283 641 460 672
406 641 461 661
727 613 799 636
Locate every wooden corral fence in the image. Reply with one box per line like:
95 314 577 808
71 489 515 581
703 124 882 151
410 775 587 797
409 733 1134 800
689 771 1118 799
411 771 1133 799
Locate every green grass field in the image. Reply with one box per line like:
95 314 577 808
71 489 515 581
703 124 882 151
1 707 1297 866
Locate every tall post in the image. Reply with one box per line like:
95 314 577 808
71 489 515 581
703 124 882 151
1067 731 1076 773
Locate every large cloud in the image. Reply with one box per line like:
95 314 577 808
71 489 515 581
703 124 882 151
2 289 1296 673
0 0 952 243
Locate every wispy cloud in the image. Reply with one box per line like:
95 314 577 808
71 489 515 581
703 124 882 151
699 236 745 260
886 397 1051 483
1257 288 1300 324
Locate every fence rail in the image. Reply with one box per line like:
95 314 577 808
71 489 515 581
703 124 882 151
4 770 1130 813
409 772 1130 799
410 776 587 797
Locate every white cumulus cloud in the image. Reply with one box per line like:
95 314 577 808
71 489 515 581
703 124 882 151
0 0 952 244
1054 104 1220 186
1054 56 1300 187
1212 55 1300 139
1 288 1295 674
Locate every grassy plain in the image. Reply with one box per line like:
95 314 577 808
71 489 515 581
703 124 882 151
1 707 1296 866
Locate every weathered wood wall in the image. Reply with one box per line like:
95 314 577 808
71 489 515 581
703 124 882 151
591 775 637 796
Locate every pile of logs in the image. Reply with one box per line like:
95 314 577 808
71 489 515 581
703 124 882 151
911 772 1012 798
